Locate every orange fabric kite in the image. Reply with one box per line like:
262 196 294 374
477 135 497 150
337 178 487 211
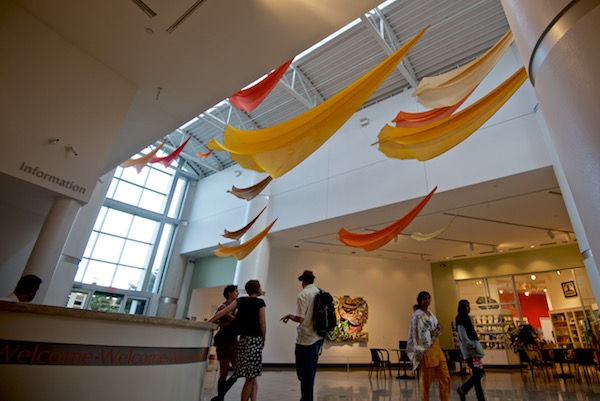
229 59 294 113
120 142 165 174
214 218 278 260
222 206 267 240
150 137 191 167
392 91 472 128
338 187 437 251
375 67 527 161
197 149 214 158
228 176 273 201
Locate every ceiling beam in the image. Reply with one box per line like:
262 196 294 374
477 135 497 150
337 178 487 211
360 11 418 88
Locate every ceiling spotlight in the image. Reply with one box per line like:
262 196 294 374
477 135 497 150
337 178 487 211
499 290 504 294
524 291 530 297
566 233 572 241
557 270 561 275
492 246 498 253
543 288 547 292
531 275 536 280
394 236 398 243
547 230 555 239
469 242 474 252
359 117 369 127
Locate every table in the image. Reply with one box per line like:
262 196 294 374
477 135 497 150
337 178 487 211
390 348 415 380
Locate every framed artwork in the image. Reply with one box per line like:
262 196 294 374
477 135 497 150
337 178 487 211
561 281 577 298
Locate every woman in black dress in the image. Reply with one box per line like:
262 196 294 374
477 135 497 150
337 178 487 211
210 280 266 401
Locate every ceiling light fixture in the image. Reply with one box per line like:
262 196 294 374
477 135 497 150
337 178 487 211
469 242 474 252
547 230 555 239
531 275 536 280
359 117 369 127
492 246 498 253
524 291 530 296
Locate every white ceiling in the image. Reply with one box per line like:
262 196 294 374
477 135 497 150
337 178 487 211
9 0 577 264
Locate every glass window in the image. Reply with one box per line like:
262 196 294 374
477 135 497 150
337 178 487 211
73 148 193 313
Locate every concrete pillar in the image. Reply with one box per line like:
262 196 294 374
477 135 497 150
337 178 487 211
500 0 600 300
22 196 82 304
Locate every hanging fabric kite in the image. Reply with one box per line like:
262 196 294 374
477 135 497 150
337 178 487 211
214 218 278 260
120 142 165 174
413 30 513 108
197 149 214 158
150 137 191 168
410 215 457 241
392 91 472 128
338 186 437 251
375 67 527 161
208 27 428 178
228 176 273 201
222 206 267 240
229 59 294 113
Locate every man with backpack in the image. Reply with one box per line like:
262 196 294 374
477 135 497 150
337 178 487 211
280 270 324 401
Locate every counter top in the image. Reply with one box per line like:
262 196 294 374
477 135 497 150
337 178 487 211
0 301 217 330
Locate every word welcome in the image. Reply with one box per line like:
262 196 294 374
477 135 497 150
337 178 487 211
0 339 208 366
19 162 87 195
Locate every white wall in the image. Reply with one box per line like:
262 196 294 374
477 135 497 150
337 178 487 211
261 248 433 364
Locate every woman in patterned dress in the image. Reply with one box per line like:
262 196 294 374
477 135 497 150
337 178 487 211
406 291 450 401
210 280 266 401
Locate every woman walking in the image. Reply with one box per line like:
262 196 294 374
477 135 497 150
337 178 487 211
406 291 450 401
455 300 486 401
210 280 266 401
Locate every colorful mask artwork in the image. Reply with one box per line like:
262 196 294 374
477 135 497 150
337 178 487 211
327 295 368 342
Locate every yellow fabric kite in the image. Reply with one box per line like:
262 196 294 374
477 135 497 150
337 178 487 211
119 142 165 173
413 30 513 108
207 27 428 178
338 187 437 251
214 218 278 260
410 216 457 241
375 67 527 161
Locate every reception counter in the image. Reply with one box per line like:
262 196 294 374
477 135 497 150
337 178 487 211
0 302 217 401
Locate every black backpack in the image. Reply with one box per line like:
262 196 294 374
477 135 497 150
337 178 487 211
312 289 336 338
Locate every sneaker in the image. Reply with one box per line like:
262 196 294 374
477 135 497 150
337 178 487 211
456 388 466 401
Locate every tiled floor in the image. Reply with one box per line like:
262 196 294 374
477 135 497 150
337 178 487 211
203 366 600 401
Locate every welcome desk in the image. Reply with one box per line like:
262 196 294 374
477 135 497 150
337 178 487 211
0 302 216 401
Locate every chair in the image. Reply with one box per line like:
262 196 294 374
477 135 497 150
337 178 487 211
445 349 468 376
369 348 392 378
397 341 415 379
572 348 598 382
518 349 549 381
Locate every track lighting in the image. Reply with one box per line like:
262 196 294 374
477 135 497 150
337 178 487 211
547 230 555 239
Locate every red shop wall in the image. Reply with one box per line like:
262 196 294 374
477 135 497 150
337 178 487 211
498 293 549 328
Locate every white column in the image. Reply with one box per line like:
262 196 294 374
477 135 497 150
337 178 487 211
233 175 272 295
501 0 600 301
43 172 113 306
23 196 82 304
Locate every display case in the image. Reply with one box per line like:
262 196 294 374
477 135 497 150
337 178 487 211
550 307 599 348
470 309 516 350
450 309 519 365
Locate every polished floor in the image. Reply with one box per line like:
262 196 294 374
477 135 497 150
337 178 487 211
203 365 600 401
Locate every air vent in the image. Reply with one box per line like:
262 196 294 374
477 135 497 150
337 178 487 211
167 0 209 34
130 0 157 18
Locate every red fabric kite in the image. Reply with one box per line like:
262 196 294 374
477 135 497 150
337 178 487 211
222 206 267 240
150 137 191 167
392 91 472 128
228 59 293 113
228 176 273 201
338 187 437 251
